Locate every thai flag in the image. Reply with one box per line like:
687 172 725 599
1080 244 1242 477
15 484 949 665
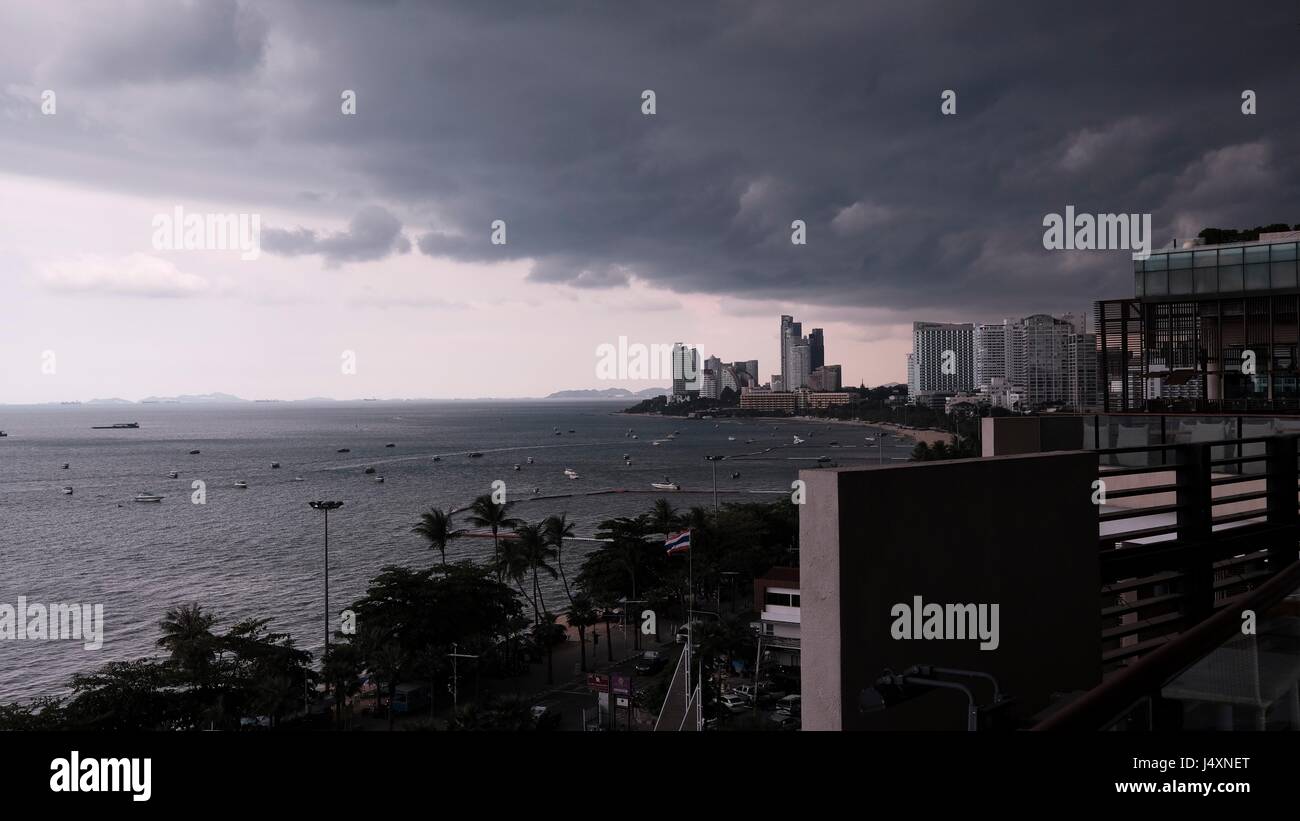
665 530 691 555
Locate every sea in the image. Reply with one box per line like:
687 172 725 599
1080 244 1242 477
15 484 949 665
0 400 907 702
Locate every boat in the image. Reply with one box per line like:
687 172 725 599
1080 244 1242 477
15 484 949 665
632 435 638 439
234 481 248 489
793 436 804 444
513 464 521 471
293 477 304 482
432 456 441 462
731 472 740 479
134 492 164 503
189 450 200 455
62 486 73 494
92 422 139 429
468 452 483 458
564 468 580 479
651 481 681 491
61 463 70 470
385 443 395 448
622 454 630 459
270 462 281 469
167 471 179 479
745 439 755 444
364 467 376 475
554 431 562 436
337 448 350 453
374 476 385 483
0 431 7 437
532 487 541 494
568 429 575 433
526 456 534 464
727 436 736 441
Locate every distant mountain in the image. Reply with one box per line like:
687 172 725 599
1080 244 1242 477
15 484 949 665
138 392 247 404
545 387 670 400
86 397 133 405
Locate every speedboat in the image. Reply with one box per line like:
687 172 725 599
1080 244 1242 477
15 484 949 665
513 464 521 471
270 462 281 469
62 486 73 494
793 436 804 444
62 463 70 469
364 467 376 474
564 468 580 479
0 430 7 437
632 434 638 440
622 454 630 459
134 492 164 503
189 449 200 455
468 452 483 458
731 472 740 479
532 487 541 494
167 471 179 479
374 476 385 483
385 443 395 448
727 436 736 441
527 456 534 464
568 429 575 433
234 480 248 489
433 456 441 462
651 481 681 491
337 448 350 453
293 477 304 482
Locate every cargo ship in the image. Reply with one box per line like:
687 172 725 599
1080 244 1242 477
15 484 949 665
92 422 139 429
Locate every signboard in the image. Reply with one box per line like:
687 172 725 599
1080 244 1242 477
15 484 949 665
616 697 629 708
611 673 632 696
586 673 609 690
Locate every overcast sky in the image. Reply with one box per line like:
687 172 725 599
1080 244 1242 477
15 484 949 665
2 0 1299 402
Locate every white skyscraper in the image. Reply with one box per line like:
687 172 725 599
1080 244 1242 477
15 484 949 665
790 344 812 391
974 321 1011 390
911 321 974 397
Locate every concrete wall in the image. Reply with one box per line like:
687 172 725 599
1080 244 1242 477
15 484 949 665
799 452 1100 730
981 416 1085 456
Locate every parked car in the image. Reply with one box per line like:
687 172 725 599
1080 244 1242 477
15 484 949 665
768 712 800 730
719 694 749 713
635 651 668 674
774 694 801 715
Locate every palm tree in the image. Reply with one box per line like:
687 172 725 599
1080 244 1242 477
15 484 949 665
515 522 558 622
412 507 460 566
543 513 577 605
494 536 536 616
650 498 679 542
157 604 218 728
467 494 521 576
565 595 598 673
252 673 298 729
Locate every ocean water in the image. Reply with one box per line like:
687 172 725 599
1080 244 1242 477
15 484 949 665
0 401 906 702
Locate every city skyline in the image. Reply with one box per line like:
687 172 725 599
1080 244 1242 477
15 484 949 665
4 1 1300 404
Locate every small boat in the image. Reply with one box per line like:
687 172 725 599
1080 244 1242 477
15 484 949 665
793 436 804 444
564 468 580 479
61 463 70 470
731 472 740 479
468 452 483 458
167 471 179 479
92 422 139 429
568 429 575 433
293 477 304 482
189 450 200 455
0 431 7 437
374 476 385 483
134 492 163 503
554 431 562 436
513 464 521 471
270 462 281 469
632 435 638 439
651 481 681 491
364 467 376 475
432 456 442 462
526 456 534 464
62 486 73 494
337 448 350 453
532 487 541 494
727 436 736 441
622 454 630 459
234 481 248 489
745 439 755 444
385 443 395 448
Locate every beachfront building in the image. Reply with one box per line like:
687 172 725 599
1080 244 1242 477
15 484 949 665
740 387 798 412
753 567 801 668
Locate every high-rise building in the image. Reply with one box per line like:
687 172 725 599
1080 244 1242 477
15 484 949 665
671 343 700 397
974 321 1011 390
1068 332 1099 410
703 355 723 398
810 365 842 392
790 344 812 392
780 315 806 390
809 328 825 371
1011 314 1074 408
911 321 975 398
906 353 917 397
720 364 740 396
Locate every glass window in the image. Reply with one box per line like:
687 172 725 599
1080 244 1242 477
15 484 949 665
1219 266 1244 292
1195 267 1218 293
1194 250 1218 267
1244 264 1268 291
1271 242 1297 262
1169 252 1193 269
1271 261 1297 289
1245 244 1270 264
1146 254 1168 271
1170 269 1193 294
1219 247 1243 265
1146 270 1167 295
1135 271 1145 296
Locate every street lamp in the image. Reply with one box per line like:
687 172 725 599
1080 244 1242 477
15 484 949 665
308 500 344 663
703 455 724 512
859 665 1006 731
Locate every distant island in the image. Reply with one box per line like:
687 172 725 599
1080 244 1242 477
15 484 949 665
544 387 669 400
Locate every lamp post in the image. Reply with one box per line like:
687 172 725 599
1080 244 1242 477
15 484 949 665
308 500 344 663
704 455 724 512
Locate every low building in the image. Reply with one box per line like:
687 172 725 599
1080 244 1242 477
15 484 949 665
740 387 798 412
753 567 800 668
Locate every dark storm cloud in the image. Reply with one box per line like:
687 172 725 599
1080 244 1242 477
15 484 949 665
7 0 1300 317
263 206 410 266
